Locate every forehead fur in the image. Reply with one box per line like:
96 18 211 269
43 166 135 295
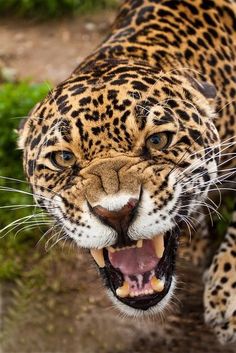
21 61 216 162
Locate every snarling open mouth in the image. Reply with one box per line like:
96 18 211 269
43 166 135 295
90 230 178 311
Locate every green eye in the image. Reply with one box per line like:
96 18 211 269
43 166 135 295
51 151 76 168
146 132 173 151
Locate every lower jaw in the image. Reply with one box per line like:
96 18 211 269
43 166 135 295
108 276 176 316
99 230 179 312
110 274 173 310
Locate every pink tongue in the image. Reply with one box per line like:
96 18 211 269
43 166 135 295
108 240 158 275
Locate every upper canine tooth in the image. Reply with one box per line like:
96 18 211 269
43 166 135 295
153 234 165 258
150 276 165 292
108 246 116 253
137 240 143 248
90 249 105 268
116 281 130 298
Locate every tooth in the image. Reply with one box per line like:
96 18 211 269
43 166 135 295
116 281 130 298
137 240 143 248
153 234 165 258
108 246 116 253
90 249 105 268
150 276 165 292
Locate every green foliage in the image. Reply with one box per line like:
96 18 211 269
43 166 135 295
0 81 49 178
0 81 50 279
214 195 235 243
0 0 118 18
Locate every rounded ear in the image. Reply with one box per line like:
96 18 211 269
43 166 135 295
185 74 217 99
17 118 29 150
17 102 40 150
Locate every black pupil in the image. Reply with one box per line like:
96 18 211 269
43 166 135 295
62 151 72 161
150 134 161 144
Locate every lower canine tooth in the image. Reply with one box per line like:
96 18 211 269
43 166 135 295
137 239 143 248
116 281 130 298
153 234 165 258
90 249 105 268
150 276 165 292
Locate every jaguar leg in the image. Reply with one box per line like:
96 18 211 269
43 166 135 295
204 203 236 344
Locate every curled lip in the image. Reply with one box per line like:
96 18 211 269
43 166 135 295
91 229 179 311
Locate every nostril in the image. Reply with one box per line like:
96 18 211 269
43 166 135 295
126 198 139 210
92 198 138 220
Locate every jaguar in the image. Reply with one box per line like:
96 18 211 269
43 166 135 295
18 0 236 344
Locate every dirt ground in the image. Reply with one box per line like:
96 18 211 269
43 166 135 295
0 13 236 353
2 246 236 353
0 12 115 84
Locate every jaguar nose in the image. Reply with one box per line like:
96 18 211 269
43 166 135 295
91 198 139 247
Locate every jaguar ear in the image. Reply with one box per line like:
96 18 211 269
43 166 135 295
186 74 217 99
17 117 29 150
17 102 40 150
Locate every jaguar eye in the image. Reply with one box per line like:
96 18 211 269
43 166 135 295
51 151 76 168
146 132 173 151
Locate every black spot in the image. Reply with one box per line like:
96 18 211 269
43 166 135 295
203 12 216 27
178 136 191 146
192 113 202 124
28 159 35 176
92 127 101 135
182 1 199 15
42 125 49 134
162 87 173 96
71 110 79 118
136 6 155 26
203 31 214 46
56 94 68 105
70 85 86 96
132 80 148 92
162 0 178 10
30 134 42 150
231 250 236 257
185 48 193 60
208 54 217 66
58 104 72 115
197 37 208 50
157 9 172 17
200 0 215 10
79 97 91 106
188 40 198 50
168 99 178 108
224 263 232 272
221 277 228 284
176 109 190 121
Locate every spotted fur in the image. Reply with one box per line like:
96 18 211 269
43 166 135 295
19 0 236 344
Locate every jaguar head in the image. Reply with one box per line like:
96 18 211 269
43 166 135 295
18 61 219 315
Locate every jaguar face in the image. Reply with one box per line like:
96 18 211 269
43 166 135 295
19 62 219 315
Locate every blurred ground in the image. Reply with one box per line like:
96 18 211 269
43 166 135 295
0 13 235 353
2 245 236 353
0 12 115 84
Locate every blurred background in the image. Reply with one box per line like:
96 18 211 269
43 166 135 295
0 1 235 352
